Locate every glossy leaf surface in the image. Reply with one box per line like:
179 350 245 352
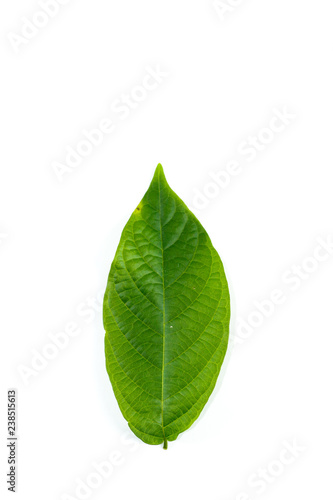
104 165 230 448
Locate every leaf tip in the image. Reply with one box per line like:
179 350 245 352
153 163 167 183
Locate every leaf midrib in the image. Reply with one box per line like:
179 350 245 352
158 171 168 450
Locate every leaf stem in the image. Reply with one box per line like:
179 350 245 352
163 437 168 450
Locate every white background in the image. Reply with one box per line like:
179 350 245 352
1 1 333 499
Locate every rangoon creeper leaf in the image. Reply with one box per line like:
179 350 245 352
103 164 230 449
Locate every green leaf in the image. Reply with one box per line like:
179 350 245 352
103 164 230 449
